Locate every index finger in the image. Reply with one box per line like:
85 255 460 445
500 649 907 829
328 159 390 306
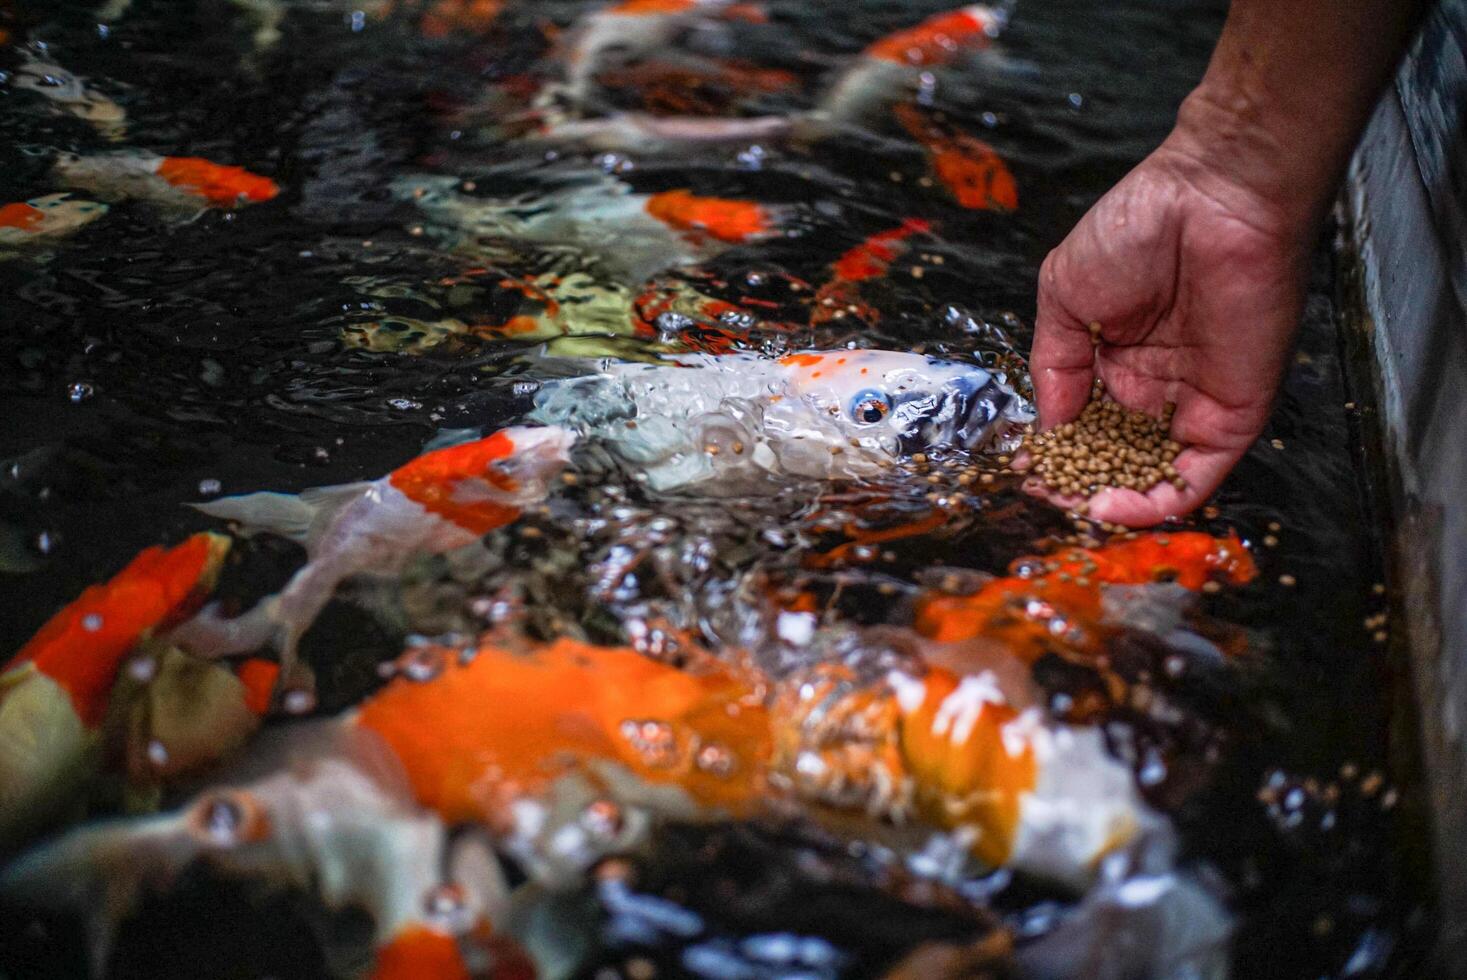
1031 254 1097 430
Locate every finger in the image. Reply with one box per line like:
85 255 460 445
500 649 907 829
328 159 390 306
1083 444 1242 527
1031 253 1097 430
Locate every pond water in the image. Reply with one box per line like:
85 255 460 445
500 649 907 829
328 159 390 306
0 1 1434 977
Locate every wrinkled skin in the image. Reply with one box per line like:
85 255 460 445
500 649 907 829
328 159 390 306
1030 143 1307 527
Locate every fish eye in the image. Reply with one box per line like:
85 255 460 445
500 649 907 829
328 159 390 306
849 389 893 425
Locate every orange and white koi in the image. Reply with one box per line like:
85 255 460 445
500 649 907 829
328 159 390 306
597 56 798 116
54 151 279 211
894 103 1017 211
171 427 575 679
529 348 1030 491
550 0 756 111
0 533 230 846
4 631 1164 972
811 218 931 325
11 53 126 137
395 173 783 283
818 5 1003 124
0 193 108 252
774 657 1158 887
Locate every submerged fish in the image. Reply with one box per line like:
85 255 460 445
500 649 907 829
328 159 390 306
10 53 127 137
171 426 575 682
818 5 1003 123
3 630 1167 975
894 103 1017 211
0 533 230 847
0 193 108 253
395 173 783 283
550 0 752 111
811 218 932 325
54 151 279 211
528 349 1031 492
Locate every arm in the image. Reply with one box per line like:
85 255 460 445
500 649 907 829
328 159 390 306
1030 0 1424 526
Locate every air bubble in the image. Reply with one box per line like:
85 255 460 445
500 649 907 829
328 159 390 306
81 612 103 632
68 381 94 403
198 478 222 496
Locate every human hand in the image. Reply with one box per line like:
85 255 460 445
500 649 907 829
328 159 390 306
1028 133 1313 527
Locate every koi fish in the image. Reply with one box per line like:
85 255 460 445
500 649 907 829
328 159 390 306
528 348 1031 492
894 103 1017 211
171 426 575 682
773 657 1160 887
4 630 1162 977
0 533 230 847
811 218 931 325
526 109 795 154
11 53 127 137
395 173 783 283
914 531 1257 665
550 0 752 111
54 151 279 211
597 56 799 116
0 193 108 252
818 5 1003 124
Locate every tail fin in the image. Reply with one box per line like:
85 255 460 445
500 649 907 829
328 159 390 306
190 482 370 551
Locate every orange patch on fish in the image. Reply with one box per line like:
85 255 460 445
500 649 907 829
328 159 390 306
156 157 279 206
609 0 699 13
831 218 930 282
236 659 281 716
896 104 1016 211
387 431 523 535
914 532 1255 654
417 0 503 38
894 666 1037 866
778 352 825 368
865 6 995 65
645 189 771 243
6 533 230 727
0 201 44 230
355 638 771 824
370 925 471 980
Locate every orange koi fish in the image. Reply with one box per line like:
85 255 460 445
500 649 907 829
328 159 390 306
811 218 930 325
819 5 1002 122
5 631 1153 971
172 427 575 682
914 532 1257 660
597 57 799 116
0 533 229 845
54 151 279 210
895 104 1017 211
0 193 108 251
644 188 774 244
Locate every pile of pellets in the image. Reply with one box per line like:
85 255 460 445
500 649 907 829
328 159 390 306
1025 379 1186 499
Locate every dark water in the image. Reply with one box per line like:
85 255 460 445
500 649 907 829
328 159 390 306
0 0 1434 977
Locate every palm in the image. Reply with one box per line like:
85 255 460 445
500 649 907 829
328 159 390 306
1028 148 1309 526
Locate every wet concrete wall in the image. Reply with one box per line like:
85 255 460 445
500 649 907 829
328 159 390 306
1344 0 1467 971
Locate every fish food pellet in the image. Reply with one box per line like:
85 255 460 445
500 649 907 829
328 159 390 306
1024 379 1185 499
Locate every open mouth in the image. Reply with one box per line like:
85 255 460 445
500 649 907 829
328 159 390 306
895 373 1014 454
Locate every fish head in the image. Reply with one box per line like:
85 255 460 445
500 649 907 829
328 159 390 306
773 350 1029 469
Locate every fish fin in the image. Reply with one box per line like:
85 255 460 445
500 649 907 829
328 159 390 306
190 492 316 544
191 482 371 547
167 598 281 659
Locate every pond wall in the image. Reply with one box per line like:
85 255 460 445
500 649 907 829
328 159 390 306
1344 0 1467 971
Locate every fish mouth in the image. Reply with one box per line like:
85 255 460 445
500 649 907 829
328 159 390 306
894 372 1018 454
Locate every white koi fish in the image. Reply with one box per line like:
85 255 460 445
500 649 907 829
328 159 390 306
170 426 575 683
528 349 1031 492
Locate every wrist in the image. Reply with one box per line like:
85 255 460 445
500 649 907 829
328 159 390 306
1164 81 1339 236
